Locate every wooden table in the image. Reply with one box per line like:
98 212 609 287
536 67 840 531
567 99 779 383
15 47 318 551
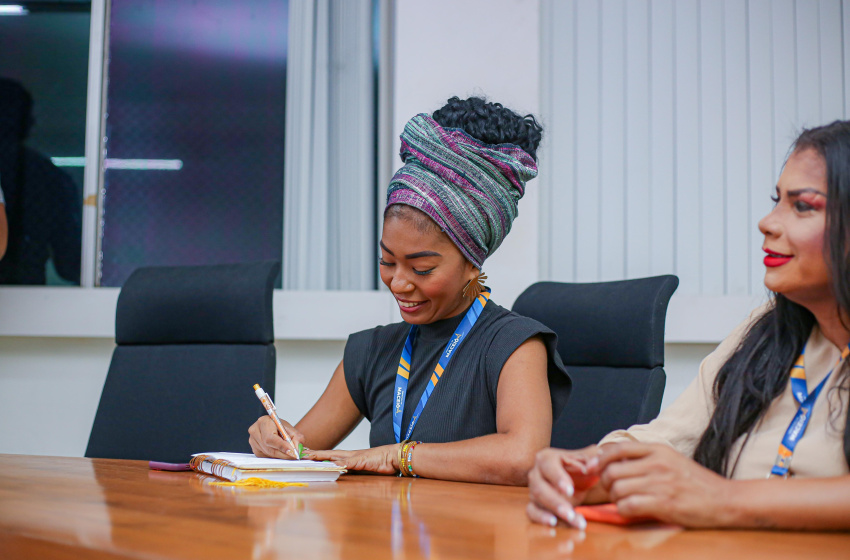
1 454 848 559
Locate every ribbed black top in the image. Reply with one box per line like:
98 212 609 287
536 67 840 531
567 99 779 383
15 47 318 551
343 300 571 447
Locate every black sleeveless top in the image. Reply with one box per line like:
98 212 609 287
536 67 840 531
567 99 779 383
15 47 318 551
343 300 571 447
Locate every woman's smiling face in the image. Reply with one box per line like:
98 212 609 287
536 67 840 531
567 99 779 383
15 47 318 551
379 213 478 325
758 148 832 306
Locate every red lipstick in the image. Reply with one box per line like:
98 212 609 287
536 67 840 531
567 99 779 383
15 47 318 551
763 248 792 267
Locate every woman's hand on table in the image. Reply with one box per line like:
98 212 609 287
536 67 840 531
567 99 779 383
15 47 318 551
248 415 307 460
598 441 735 528
306 444 401 475
527 445 602 529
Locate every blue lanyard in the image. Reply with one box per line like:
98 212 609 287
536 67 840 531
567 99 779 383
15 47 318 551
769 343 850 478
392 289 491 444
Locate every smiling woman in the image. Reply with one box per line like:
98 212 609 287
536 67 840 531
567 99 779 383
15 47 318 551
378 213 476 324
527 120 850 531
248 96 571 486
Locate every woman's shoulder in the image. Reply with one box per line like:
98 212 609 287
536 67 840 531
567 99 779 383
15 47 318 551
689 300 775 397
708 301 774 365
477 300 556 340
347 320 410 352
477 300 564 371
343 321 410 395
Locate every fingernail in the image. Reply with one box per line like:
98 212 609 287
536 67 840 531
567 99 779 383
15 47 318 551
548 515 558 527
559 480 574 497
557 505 576 523
575 513 587 531
586 456 599 469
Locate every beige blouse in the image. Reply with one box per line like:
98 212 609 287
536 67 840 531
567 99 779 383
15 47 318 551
599 305 850 480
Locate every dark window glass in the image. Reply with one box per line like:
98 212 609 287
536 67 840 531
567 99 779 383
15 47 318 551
100 0 288 287
0 2 89 285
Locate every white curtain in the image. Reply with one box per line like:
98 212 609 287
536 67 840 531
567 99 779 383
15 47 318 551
284 0 376 290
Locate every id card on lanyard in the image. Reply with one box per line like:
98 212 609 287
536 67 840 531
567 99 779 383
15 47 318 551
769 343 850 478
392 289 491 444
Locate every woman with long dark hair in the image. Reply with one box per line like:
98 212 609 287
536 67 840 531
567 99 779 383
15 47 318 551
527 120 850 530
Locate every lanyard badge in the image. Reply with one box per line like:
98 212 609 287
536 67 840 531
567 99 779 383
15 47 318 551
393 289 491 444
769 343 850 478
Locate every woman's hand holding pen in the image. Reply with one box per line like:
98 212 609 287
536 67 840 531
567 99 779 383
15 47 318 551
249 415 308 460
306 444 401 475
526 445 602 529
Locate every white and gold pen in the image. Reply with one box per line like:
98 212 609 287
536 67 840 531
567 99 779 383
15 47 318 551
253 384 301 460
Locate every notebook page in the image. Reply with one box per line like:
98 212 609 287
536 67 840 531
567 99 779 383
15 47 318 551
192 452 339 470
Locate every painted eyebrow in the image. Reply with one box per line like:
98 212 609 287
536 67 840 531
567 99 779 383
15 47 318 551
775 185 827 197
379 241 442 259
787 187 827 197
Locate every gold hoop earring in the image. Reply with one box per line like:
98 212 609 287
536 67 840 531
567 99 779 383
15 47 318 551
462 272 487 300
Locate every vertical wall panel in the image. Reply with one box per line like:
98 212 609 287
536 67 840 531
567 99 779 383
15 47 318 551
540 0 849 296
540 0 577 281
675 0 701 294
796 0 822 126
600 0 627 281
772 0 798 167
724 0 750 296
748 0 777 296
626 0 652 279
820 0 845 122
649 0 676 277
845 0 850 117
574 1 602 282
699 0 726 295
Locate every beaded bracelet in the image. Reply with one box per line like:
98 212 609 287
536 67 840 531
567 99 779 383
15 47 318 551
403 441 422 478
400 440 414 476
397 439 410 476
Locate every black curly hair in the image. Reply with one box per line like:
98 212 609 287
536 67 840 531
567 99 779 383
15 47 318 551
431 96 543 160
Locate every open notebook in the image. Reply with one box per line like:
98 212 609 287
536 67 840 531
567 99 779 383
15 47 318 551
190 452 346 483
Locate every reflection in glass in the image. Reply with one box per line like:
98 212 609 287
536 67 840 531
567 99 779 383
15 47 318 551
100 0 288 287
0 6 89 285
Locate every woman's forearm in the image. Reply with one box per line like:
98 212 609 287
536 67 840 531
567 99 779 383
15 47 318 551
405 432 544 486
723 476 850 530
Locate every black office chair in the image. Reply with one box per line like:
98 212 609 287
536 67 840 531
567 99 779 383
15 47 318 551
85 261 280 462
513 275 678 449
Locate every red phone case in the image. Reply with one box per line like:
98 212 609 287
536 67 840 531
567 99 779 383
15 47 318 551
575 503 655 525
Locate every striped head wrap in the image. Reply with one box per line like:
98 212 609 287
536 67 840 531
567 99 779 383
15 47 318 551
386 114 537 269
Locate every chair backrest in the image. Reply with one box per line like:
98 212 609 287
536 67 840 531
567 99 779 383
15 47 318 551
85 261 280 462
512 275 678 449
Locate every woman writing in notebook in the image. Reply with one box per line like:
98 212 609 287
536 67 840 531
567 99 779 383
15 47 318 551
527 120 850 530
249 97 571 485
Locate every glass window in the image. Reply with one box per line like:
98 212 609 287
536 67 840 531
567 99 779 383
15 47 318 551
100 0 288 287
0 1 89 285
